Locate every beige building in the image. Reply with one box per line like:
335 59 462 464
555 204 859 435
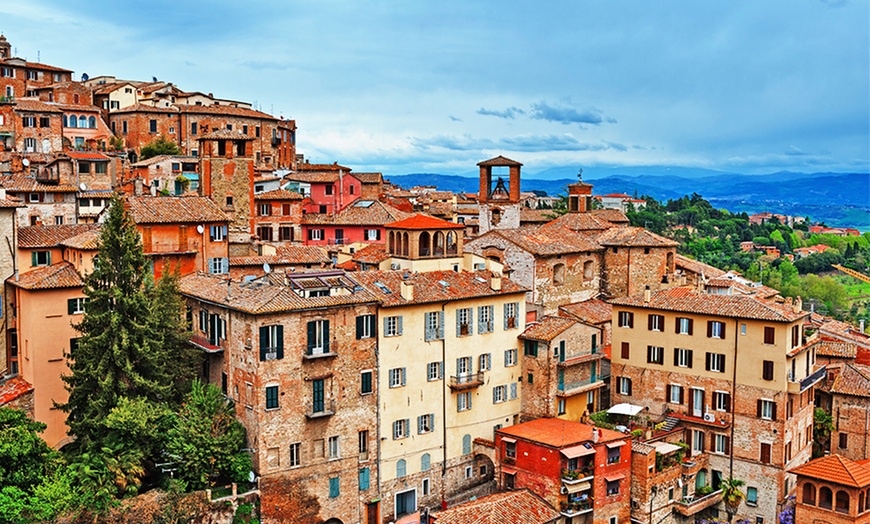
610 286 821 522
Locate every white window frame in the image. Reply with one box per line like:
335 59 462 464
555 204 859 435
289 442 301 467
504 348 517 367
69 297 86 314
692 429 705 454
456 307 472 336
384 316 401 337
650 314 663 331
713 391 729 411
711 321 725 339
365 229 379 241
709 353 725 373
617 377 631 395
648 345 664 364
427 362 442 381
393 419 409 440
425 311 444 341
457 391 472 412
418 413 434 434
478 305 494 334
618 311 633 328
310 228 323 241
669 384 682 404
389 368 406 388
676 347 691 367
504 302 518 329
479 353 491 372
678 317 691 334
493 385 506 404
328 436 340 459
713 434 727 454
760 399 774 420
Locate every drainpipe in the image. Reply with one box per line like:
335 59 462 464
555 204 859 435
440 301 448 479
729 319 739 479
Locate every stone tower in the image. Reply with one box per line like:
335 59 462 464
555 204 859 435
567 168 594 213
477 155 522 233
0 35 10 60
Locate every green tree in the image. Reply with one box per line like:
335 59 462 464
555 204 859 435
139 135 182 160
0 408 57 492
165 380 252 490
813 407 835 458
721 477 746 524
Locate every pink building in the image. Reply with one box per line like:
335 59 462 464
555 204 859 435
301 199 409 247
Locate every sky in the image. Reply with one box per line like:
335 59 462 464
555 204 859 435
1 0 868 178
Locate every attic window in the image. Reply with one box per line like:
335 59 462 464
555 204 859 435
354 200 374 208
374 282 391 294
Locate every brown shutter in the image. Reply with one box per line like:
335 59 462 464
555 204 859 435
771 402 777 421
673 348 679 366
705 353 711 371
707 321 713 338
699 432 705 452
621 342 629 360
720 323 726 339
628 313 634 328
724 436 731 455
756 399 763 418
675 318 681 334
679 387 685 405
761 443 771 463
648 315 654 331
627 378 632 396
688 319 694 335
724 394 731 412
688 390 694 414
687 350 694 368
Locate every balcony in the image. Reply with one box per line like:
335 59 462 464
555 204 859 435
557 377 605 397
557 348 605 367
789 365 826 394
670 410 731 429
143 239 199 256
560 500 593 517
673 489 723 516
449 372 484 391
35 170 59 185
305 399 336 419
189 334 224 353
561 467 594 484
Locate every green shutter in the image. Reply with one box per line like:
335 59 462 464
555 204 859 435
67 299 75 315
307 321 316 354
323 320 330 353
259 326 268 361
275 325 284 359
31 251 37 267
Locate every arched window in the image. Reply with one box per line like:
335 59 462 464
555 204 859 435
419 231 431 257
88 116 96 129
819 486 833 509
802 483 816 505
836 490 851 513
62 114 68 127
402 232 409 257
433 231 444 256
446 232 457 255
462 434 472 455
859 491 865 513
421 453 431 472
553 263 566 286
68 115 77 128
388 231 395 255
396 459 406 478
583 260 594 281
695 470 707 490
78 115 87 128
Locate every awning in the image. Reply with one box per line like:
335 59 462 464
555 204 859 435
604 473 625 482
182 172 199 180
502 466 517 475
501 437 517 444
608 403 645 416
561 444 596 459
564 481 592 493
651 441 681 454
605 440 626 449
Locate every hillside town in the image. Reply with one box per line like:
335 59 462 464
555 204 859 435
3 34 870 524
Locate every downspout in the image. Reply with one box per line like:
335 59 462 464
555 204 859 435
440 301 448 483
729 318 739 479
374 306 382 524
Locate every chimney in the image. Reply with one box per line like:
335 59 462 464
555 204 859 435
0 187 5 201
861 319 865 334
592 428 600 443
400 281 414 301
644 285 651 303
794 296 802 314
490 274 502 291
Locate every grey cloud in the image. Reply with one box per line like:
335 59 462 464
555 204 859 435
449 115 463 122
411 134 624 153
477 106 525 119
529 101 610 126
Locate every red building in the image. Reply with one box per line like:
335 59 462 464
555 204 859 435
495 418 631 523
301 199 410 248
251 189 304 244
791 454 870 523
284 163 361 214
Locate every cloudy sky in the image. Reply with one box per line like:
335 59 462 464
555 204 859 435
2 0 867 178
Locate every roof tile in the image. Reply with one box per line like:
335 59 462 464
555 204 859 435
611 288 807 322
790 454 870 488
126 196 228 224
10 262 84 290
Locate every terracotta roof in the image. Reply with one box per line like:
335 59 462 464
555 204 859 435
61 229 101 250
284 171 344 184
354 270 526 307
814 340 858 359
303 200 410 226
611 288 808 323
427 202 455 216
829 363 870 397
0 176 79 193
520 208 554 223
10 98 64 113
0 376 34 405
126 196 228 224
520 316 576 342
559 299 612 325
254 189 303 201
352 244 389 264
178 104 275 120
0 197 25 209
198 129 255 141
79 190 114 198
10 262 84 290
590 209 630 224
336 260 357 271
348 172 382 184
55 103 101 113
109 103 178 114
179 271 377 315
818 318 870 347
91 82 135 95
229 246 330 266
632 440 657 455
18 224 99 248
66 151 110 161
0 59 71 73
479 227 602 256
297 162 352 172
596 226 679 247
477 155 522 167
386 213 464 230
498 417 625 448
790 454 870 488
432 489 558 524
675 254 726 278
541 212 615 232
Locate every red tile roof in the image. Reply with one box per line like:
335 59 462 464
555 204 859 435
284 171 344 184
178 104 275 120
790 454 870 488
302 200 410 226
675 254 726 278
520 316 576 342
829 363 870 397
61 229 101 250
611 288 808 322
254 189 304 201
596 226 679 247
432 489 558 524
0 175 79 193
386 213 464 230
498 417 625 448
0 58 71 73
354 270 526 307
542 212 614 232
477 155 522 167
65 151 110 161
520 208 554 223
126 196 228 224
18 224 100 248
297 162 352 172
228 246 330 267
10 262 84 290
480 227 603 256
352 244 390 264
9 99 64 113
814 339 858 359
0 376 34 405
559 299 613 325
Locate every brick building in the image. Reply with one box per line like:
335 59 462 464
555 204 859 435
227 245 330 281
128 155 199 196
302 200 410 249
0 192 23 374
0 175 78 227
815 361 870 463
610 286 820 521
284 165 361 215
0 35 74 101
494 418 631 523
790 454 870 523
252 189 305 244
179 270 380 524
477 156 522 234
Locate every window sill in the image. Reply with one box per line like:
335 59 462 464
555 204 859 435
303 352 337 360
746 502 757 507
265 407 279 412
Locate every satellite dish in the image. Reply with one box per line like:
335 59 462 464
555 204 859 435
263 263 271 274
196 225 204 234
79 183 87 191
81 73 89 81
22 158 29 167
248 471 256 483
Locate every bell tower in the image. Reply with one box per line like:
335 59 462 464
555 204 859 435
0 35 11 60
478 155 522 233
567 168 594 213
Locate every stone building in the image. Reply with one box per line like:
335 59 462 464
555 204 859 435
179 270 381 524
815 361 870 463
610 286 821 522
791 454 870 523
477 156 522 234
0 175 78 227
301 200 410 250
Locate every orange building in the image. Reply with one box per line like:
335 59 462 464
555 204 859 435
791 454 870 523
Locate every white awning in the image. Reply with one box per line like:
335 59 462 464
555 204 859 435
651 441 681 455
501 437 517 444
605 440 626 449
608 403 645 416
561 444 596 459
564 481 592 493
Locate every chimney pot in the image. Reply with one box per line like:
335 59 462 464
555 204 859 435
643 285 651 303
490 274 502 291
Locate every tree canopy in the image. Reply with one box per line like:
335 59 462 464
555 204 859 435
139 135 182 160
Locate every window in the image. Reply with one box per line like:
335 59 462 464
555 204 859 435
427 361 442 381
324 184 333 195
356 314 375 339
648 314 664 331
791 324 801 349
676 317 694 335
209 225 227 241
149 119 157 133
713 434 730 454
456 307 472 336
504 302 518 329
279 225 293 241
328 436 340 459
24 138 37 152
617 377 632 396
839 432 848 450
380 316 403 338
708 320 726 339
553 263 565 285
308 228 324 241
493 385 507 404
306 319 330 355
478 305 494 333
505 440 517 459
762 360 774 381
758 399 776 420
256 225 273 242
606 479 620 495
504 348 517 366
364 228 380 241
393 419 410 440
647 345 664 364
55 214 64 224
618 311 634 328
389 368 406 388
620 342 630 359
265 385 279 409
359 467 370 491
424 311 444 341
760 442 771 464
557 398 566 414
713 391 731 412
259 325 284 361
328 477 340 498
669 384 684 404
31 251 51 267
422 477 430 494
457 391 472 412
479 353 491 371
509 382 518 400
418 413 434 434
67 298 86 315
675 347 693 368
208 257 229 274
361 370 373 395
39 116 50 128
524 339 538 357
706 352 725 373
607 445 621 464
22 116 36 128
258 203 271 216
464 466 473 479
527 373 534 384
692 429 705 454
289 443 300 467
764 326 776 345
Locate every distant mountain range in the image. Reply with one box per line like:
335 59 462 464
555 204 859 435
385 169 870 230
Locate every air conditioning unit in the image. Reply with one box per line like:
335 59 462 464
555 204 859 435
390 263 400 270
703 412 716 422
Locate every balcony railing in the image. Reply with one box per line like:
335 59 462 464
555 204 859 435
561 468 594 484
558 350 605 367
449 372 484 390
557 377 605 396
305 399 336 419
560 501 593 517
673 489 723 516
789 365 826 394
143 240 200 256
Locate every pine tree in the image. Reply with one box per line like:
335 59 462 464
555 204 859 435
60 194 170 447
